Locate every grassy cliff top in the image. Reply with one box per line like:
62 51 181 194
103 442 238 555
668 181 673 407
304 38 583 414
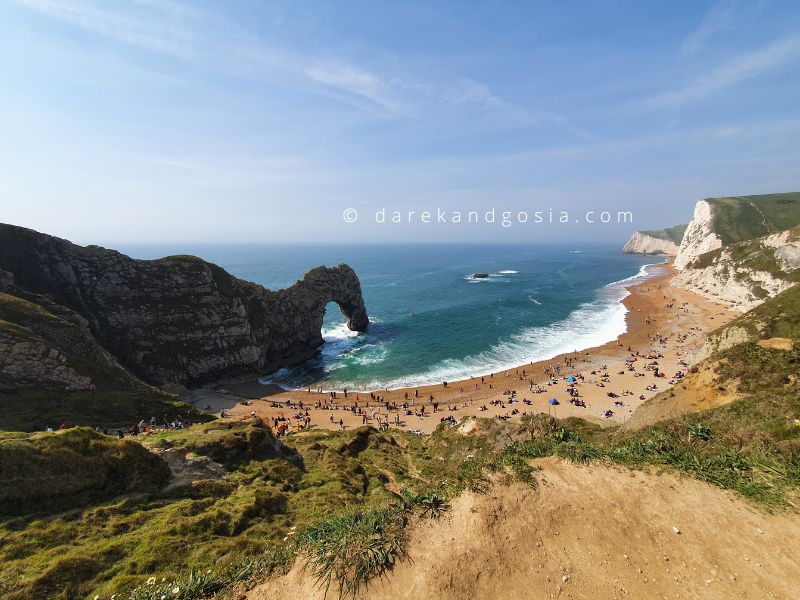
0 428 170 514
640 223 687 244
707 192 800 245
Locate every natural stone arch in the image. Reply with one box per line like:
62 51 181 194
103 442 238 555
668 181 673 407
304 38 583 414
282 264 369 345
0 224 370 385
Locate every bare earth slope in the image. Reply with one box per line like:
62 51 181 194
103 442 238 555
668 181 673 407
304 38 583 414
249 458 800 600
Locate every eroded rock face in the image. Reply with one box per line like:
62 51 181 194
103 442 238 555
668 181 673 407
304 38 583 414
670 221 800 311
671 248 797 312
0 330 95 391
0 224 369 386
674 200 723 270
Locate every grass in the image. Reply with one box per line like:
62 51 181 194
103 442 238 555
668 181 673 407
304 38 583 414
123 551 292 600
0 292 210 432
641 223 687 244
2 390 799 599
0 415 547 600
295 507 408 598
707 192 800 245
0 428 170 514
0 389 209 433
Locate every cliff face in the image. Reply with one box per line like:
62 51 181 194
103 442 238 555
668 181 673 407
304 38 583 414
685 283 800 366
673 201 722 269
0 224 369 387
623 232 681 255
670 193 800 310
671 241 799 311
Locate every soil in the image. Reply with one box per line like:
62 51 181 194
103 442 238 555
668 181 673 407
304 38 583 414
248 458 800 600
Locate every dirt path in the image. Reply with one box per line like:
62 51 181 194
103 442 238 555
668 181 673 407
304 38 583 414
248 458 800 600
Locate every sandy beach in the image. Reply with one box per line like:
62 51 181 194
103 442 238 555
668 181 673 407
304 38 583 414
193 263 736 434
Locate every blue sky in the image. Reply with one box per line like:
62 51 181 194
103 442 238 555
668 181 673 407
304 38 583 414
1 0 799 244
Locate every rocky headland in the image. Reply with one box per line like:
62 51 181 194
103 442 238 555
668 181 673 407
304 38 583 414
622 224 687 255
667 193 800 310
0 224 368 429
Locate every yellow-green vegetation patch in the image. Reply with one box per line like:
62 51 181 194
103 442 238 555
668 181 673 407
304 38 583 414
0 419 498 599
0 427 170 514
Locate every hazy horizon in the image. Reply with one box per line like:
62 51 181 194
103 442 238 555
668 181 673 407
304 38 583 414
2 1 800 244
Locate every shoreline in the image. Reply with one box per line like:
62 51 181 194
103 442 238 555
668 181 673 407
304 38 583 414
260 260 666 394
194 263 736 433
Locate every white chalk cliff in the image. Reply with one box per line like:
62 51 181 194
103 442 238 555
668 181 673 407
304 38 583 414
622 232 680 255
670 199 800 311
673 200 722 270
671 243 798 312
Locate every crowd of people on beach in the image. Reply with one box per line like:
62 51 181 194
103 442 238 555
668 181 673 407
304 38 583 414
211 284 709 432
44 282 711 438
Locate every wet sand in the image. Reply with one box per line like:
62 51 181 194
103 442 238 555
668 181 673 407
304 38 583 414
191 264 736 434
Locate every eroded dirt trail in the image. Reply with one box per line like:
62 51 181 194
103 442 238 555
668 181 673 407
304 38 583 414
248 458 800 600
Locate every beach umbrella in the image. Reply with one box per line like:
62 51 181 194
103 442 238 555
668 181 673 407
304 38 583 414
566 376 577 382
549 398 559 405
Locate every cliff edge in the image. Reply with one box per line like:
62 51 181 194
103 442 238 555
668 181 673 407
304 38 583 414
0 224 369 389
670 193 800 310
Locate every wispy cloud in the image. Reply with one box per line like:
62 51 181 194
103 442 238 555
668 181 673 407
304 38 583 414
16 0 199 58
303 62 408 116
445 79 506 109
681 0 739 56
14 0 409 115
442 79 593 141
12 0 587 136
644 34 800 109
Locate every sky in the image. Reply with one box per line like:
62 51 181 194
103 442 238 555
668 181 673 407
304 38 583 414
1 0 799 244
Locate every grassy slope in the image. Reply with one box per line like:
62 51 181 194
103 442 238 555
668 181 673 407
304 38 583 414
641 223 687 244
0 292 209 431
0 428 170 514
0 419 493 599
711 281 800 340
707 192 800 245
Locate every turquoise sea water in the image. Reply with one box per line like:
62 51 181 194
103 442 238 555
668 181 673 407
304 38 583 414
120 243 661 390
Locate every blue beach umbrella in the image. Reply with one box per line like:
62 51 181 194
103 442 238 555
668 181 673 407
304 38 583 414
566 376 577 383
549 398 559 405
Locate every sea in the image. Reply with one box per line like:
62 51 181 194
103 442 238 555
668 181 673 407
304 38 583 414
120 243 662 391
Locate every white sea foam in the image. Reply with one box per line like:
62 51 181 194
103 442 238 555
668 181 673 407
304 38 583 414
268 262 660 392
361 295 629 390
325 263 656 390
352 343 388 366
258 368 296 390
497 270 519 274
607 262 663 286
